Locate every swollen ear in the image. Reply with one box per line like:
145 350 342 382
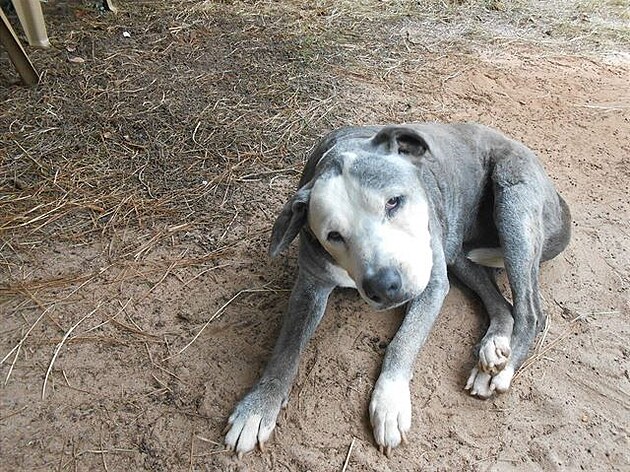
269 185 312 257
371 126 429 163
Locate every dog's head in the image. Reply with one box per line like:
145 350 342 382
270 126 434 310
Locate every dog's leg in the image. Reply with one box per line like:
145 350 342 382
224 270 333 457
450 255 515 398
466 172 550 398
369 251 449 455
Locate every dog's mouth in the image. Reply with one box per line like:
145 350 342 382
361 294 412 312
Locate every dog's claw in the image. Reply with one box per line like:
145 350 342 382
258 440 265 453
221 423 231 435
401 431 408 445
237 451 244 460
386 446 392 457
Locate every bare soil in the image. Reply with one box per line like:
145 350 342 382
1 1 628 471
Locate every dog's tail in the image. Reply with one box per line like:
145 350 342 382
466 248 505 268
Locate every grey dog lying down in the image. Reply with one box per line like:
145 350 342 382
223 122 571 457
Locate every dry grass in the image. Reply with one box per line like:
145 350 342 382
2 0 627 259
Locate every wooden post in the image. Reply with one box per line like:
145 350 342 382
12 0 50 48
0 6 40 85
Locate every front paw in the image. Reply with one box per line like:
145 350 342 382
369 377 411 456
224 381 285 457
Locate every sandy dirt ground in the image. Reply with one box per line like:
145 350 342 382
1 1 628 471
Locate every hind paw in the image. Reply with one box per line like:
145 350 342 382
478 335 511 375
465 365 514 399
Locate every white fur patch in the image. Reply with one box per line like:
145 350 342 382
466 248 505 268
369 376 412 450
308 163 433 303
327 263 356 288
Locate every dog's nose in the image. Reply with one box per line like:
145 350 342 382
362 268 402 305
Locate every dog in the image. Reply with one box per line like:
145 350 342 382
223 123 571 457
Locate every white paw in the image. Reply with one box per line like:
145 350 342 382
224 412 275 457
465 365 514 399
478 335 511 374
224 383 284 457
369 377 411 456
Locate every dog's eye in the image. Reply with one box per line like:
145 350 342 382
385 196 402 213
327 231 344 243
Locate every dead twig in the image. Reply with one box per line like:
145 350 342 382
341 437 357 472
42 305 100 399
1 306 54 385
0 406 28 422
516 310 620 380
163 287 278 361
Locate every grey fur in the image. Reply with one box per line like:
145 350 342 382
224 122 571 456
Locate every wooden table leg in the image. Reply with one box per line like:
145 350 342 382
0 7 40 85
104 1 118 13
12 0 50 48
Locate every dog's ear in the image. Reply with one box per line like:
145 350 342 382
269 184 312 257
371 126 429 163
